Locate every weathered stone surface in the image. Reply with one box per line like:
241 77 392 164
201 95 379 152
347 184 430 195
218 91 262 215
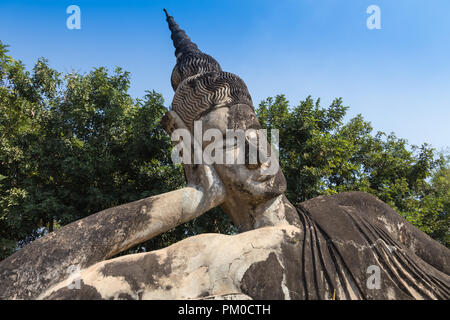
296 192 450 299
35 192 449 300
38 225 301 300
0 181 225 300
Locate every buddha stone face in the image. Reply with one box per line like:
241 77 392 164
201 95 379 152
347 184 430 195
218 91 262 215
195 104 287 227
163 9 289 229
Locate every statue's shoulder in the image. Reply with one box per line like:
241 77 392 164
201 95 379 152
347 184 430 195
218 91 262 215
296 191 450 278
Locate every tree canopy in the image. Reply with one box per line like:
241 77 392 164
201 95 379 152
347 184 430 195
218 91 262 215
0 42 448 260
257 95 449 246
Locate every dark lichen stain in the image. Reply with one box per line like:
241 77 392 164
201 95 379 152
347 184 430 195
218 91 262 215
198 290 210 297
117 292 135 300
85 197 156 265
100 252 173 294
240 252 285 300
279 230 304 300
227 104 259 131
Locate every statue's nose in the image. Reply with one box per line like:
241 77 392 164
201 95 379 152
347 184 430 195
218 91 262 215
245 132 269 169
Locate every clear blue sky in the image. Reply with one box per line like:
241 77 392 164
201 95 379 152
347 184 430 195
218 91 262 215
1 0 449 151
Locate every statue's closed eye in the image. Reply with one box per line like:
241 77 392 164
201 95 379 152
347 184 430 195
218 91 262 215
223 135 239 150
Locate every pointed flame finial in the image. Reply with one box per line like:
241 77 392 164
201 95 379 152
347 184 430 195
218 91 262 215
163 9 201 57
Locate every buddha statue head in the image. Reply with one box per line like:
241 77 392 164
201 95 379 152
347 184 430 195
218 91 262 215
162 10 289 230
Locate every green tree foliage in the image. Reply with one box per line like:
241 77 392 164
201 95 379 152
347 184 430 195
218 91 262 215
0 42 235 260
257 94 449 246
0 43 448 260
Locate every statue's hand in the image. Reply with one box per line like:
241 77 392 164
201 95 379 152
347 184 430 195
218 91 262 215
162 111 226 210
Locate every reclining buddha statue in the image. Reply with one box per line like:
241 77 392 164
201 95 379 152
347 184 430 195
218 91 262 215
0 10 448 300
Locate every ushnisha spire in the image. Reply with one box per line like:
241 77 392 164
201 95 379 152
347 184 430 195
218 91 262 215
164 9 222 91
164 8 201 58
164 10 253 130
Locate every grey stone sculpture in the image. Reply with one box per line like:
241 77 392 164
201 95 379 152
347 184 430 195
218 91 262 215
0 10 448 300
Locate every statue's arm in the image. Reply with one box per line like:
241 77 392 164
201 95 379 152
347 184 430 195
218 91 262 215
0 112 226 299
0 171 225 299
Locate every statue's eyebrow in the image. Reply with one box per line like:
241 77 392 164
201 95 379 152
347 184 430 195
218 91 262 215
226 113 261 130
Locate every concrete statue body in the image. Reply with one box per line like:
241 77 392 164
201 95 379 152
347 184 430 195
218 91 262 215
0 10 449 300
